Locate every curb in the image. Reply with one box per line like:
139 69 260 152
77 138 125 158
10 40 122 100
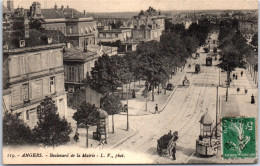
110 127 138 149
119 112 152 116
159 74 186 113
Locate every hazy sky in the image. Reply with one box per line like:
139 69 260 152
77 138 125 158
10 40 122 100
7 0 259 12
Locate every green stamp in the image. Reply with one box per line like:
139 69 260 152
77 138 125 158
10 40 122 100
222 117 256 159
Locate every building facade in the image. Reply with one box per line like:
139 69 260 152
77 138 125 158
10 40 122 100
63 45 118 92
3 29 67 128
97 27 132 42
28 2 98 48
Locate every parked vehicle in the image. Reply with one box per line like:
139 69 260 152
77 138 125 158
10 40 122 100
166 83 174 91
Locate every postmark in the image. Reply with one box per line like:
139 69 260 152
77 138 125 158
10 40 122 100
222 117 256 159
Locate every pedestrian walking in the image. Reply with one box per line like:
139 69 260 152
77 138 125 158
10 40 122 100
251 94 255 104
237 87 240 94
241 71 244 77
168 130 173 137
233 73 235 79
73 130 79 142
244 88 248 95
235 74 238 80
132 90 136 98
155 104 159 114
171 144 176 160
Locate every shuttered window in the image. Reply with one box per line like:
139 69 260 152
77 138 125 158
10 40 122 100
22 83 29 102
31 80 43 99
9 57 20 77
50 77 55 94
42 78 50 96
55 74 64 93
11 85 22 106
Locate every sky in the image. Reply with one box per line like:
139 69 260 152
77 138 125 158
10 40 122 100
6 0 259 13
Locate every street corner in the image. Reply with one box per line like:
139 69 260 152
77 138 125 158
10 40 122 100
108 127 137 149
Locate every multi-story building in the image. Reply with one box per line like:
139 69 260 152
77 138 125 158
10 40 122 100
28 2 97 48
131 7 165 41
3 29 68 128
97 27 132 42
63 45 117 92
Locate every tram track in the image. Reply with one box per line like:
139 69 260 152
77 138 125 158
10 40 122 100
132 70 203 153
113 52 213 164
153 68 210 163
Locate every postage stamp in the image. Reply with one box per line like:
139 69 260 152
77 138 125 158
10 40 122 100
222 117 256 159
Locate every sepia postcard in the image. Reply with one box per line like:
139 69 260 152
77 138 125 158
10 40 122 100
2 0 258 164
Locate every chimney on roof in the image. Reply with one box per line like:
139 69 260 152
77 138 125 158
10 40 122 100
54 3 57 10
84 10 86 16
61 4 64 10
67 5 69 9
7 0 14 12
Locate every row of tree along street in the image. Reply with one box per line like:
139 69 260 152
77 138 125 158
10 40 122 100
81 21 213 134
4 21 212 147
218 21 258 101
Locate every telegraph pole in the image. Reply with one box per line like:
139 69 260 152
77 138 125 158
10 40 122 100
215 86 218 138
126 83 129 131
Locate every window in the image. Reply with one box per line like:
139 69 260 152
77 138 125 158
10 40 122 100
69 28 72 34
22 83 29 102
103 34 106 38
115 34 118 38
50 77 55 93
26 110 30 120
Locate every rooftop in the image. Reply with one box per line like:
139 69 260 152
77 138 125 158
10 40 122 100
63 47 97 62
3 29 68 52
3 5 12 14
41 8 88 19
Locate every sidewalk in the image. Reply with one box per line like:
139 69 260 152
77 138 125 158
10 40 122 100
65 108 136 149
119 66 187 116
219 67 258 118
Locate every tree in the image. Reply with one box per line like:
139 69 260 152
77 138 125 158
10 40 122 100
219 44 245 101
67 89 86 110
251 33 258 47
33 97 72 146
73 101 99 147
90 54 121 93
136 41 168 101
100 93 122 133
73 102 99 126
3 111 33 145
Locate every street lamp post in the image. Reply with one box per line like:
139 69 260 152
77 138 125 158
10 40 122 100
126 83 129 131
215 86 218 138
86 124 89 148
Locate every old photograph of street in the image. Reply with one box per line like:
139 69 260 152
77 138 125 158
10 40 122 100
2 0 258 164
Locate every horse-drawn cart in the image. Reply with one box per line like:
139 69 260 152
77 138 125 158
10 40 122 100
157 131 179 156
